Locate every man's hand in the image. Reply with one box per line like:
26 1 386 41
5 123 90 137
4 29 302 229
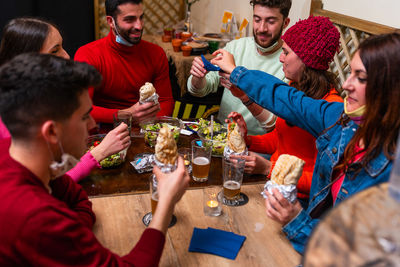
264 188 302 225
189 56 208 91
190 56 208 78
230 152 271 175
122 101 160 125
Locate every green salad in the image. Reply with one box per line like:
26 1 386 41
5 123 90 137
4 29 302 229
143 122 180 147
198 126 227 156
88 142 123 168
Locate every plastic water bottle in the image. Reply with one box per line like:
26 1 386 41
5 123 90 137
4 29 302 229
388 133 400 202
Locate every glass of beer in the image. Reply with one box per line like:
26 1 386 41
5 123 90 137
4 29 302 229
222 157 245 201
191 139 212 182
150 174 159 215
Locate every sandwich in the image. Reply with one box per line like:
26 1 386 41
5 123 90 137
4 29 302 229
155 125 178 165
227 122 246 153
139 82 156 103
270 154 305 186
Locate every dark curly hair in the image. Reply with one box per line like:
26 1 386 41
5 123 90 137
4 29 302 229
0 53 102 140
250 0 292 18
105 0 143 18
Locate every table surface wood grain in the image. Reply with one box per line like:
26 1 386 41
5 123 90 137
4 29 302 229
91 184 301 267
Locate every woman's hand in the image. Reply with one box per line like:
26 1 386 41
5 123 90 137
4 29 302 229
230 152 271 175
264 188 302 225
226 112 247 138
90 123 131 162
210 49 236 74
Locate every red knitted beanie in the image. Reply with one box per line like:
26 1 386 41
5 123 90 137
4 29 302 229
282 16 340 70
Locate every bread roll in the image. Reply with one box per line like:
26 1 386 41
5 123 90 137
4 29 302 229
155 125 178 165
139 82 156 102
270 154 305 185
227 123 246 153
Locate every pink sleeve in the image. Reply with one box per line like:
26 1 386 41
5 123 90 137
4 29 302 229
66 151 101 182
0 117 11 140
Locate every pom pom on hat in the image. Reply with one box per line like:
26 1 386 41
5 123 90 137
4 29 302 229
282 16 340 70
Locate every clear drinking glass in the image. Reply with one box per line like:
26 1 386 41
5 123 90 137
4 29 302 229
222 157 245 201
191 139 212 182
203 186 222 216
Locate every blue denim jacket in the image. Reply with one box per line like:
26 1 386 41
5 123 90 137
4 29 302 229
230 67 392 254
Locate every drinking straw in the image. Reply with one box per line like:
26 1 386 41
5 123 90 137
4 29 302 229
210 115 214 141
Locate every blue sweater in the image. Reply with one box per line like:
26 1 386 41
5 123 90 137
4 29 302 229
230 67 392 254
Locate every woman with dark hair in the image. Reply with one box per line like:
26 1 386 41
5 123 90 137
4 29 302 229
226 16 343 207
0 17 130 182
212 32 400 254
0 17 69 64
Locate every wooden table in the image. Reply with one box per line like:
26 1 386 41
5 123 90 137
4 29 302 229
80 134 266 197
304 183 400 266
142 34 213 97
91 184 301 266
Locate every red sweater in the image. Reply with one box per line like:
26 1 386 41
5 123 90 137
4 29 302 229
0 138 165 266
75 31 174 123
249 89 343 200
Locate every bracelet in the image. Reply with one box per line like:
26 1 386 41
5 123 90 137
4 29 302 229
242 98 254 107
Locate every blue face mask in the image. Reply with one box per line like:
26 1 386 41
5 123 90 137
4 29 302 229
112 19 133 47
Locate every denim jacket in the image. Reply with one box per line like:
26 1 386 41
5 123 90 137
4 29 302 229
230 67 392 254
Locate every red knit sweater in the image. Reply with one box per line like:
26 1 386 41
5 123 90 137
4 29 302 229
75 31 174 123
0 138 165 266
249 89 343 200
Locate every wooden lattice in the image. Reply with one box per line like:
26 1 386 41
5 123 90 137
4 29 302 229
330 25 370 85
94 0 185 40
310 0 398 86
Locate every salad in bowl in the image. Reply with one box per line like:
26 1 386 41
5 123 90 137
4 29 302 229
140 116 183 147
87 134 125 168
197 126 227 156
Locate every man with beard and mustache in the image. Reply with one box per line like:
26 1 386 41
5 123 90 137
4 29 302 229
75 0 174 126
188 0 291 135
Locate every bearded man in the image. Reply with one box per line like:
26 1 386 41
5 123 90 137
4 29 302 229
188 0 291 135
75 0 174 125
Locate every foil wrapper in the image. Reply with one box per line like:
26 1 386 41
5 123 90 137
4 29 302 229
130 153 155 173
139 93 159 105
261 180 298 203
223 145 248 159
154 157 177 174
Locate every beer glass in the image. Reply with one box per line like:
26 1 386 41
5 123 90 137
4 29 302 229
191 139 212 182
222 157 245 201
150 174 158 215
113 110 132 135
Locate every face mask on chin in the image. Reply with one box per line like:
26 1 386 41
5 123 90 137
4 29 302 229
344 96 366 125
255 39 280 54
48 142 79 180
112 18 133 47
254 24 284 54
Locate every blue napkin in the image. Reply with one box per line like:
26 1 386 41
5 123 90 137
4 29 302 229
201 54 221 71
188 227 246 260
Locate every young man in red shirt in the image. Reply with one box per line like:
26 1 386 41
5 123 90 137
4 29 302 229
0 53 189 266
75 0 174 125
